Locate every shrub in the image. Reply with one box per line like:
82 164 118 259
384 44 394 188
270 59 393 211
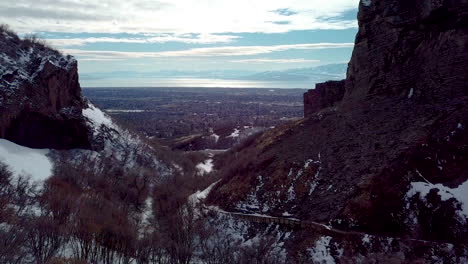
0 24 15 35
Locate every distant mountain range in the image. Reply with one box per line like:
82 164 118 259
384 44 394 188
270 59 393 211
80 63 348 84
240 63 347 82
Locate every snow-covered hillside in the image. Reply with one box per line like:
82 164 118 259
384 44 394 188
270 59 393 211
0 139 52 182
81 103 176 178
0 101 176 187
407 180 468 222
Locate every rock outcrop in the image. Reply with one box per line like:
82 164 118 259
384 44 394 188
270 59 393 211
207 0 468 252
345 0 467 105
303 80 345 117
0 28 92 149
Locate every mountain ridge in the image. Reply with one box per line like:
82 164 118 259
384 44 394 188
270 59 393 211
78 63 348 84
205 0 468 259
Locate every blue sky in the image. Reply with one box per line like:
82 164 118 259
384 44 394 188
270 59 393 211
1 0 361 87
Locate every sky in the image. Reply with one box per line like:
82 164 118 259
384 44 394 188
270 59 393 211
1 0 361 87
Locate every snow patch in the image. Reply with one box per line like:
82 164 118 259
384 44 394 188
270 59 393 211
362 0 372 7
142 197 153 223
227 128 240 138
362 234 371 244
287 185 296 201
211 133 220 143
189 180 221 204
309 182 318 195
309 154 322 195
255 175 265 193
196 159 214 175
83 103 115 130
408 88 414 98
0 139 52 182
236 192 262 212
308 236 336 264
235 175 269 213
407 179 468 218
106 109 145 113
304 159 313 169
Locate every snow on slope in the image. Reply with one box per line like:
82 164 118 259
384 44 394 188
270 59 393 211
227 128 240 138
82 103 175 179
362 0 372 7
407 180 468 220
0 139 52 182
82 103 138 151
308 236 336 264
196 159 214 175
189 179 221 205
83 104 115 128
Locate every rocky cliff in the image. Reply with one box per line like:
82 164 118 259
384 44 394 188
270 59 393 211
0 27 92 149
207 0 468 252
0 26 178 180
303 80 345 117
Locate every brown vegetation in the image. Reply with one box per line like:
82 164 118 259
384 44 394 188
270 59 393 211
0 143 286 264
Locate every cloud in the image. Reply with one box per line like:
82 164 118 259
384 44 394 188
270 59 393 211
0 0 358 34
271 21 292 25
79 58 126 62
47 34 241 47
231 58 320 63
273 8 298 17
0 7 111 21
63 42 354 59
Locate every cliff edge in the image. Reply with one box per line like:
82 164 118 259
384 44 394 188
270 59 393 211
0 26 92 149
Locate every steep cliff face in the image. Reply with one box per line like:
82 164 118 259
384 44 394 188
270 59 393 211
0 28 92 149
207 0 468 248
304 1 467 118
345 0 467 105
303 80 345 117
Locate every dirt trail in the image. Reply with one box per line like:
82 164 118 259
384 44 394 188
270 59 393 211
207 206 462 246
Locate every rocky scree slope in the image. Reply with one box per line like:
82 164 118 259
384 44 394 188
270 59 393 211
207 0 468 245
0 27 91 150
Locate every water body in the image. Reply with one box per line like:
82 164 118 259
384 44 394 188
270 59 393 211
82 78 315 89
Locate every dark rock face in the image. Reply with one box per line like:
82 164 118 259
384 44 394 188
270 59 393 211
345 0 467 106
208 0 468 247
0 29 92 149
4 110 91 149
303 80 345 117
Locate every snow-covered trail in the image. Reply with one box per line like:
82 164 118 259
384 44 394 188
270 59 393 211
191 178 463 247
203 205 458 246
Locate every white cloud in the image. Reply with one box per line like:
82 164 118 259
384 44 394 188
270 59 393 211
232 58 320 63
63 43 353 59
47 34 241 47
1 0 358 34
79 58 126 62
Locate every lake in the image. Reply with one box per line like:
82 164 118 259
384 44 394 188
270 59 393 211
82 77 315 89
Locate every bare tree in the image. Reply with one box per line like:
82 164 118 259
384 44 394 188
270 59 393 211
0 163 31 263
198 224 240 264
26 216 67 264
